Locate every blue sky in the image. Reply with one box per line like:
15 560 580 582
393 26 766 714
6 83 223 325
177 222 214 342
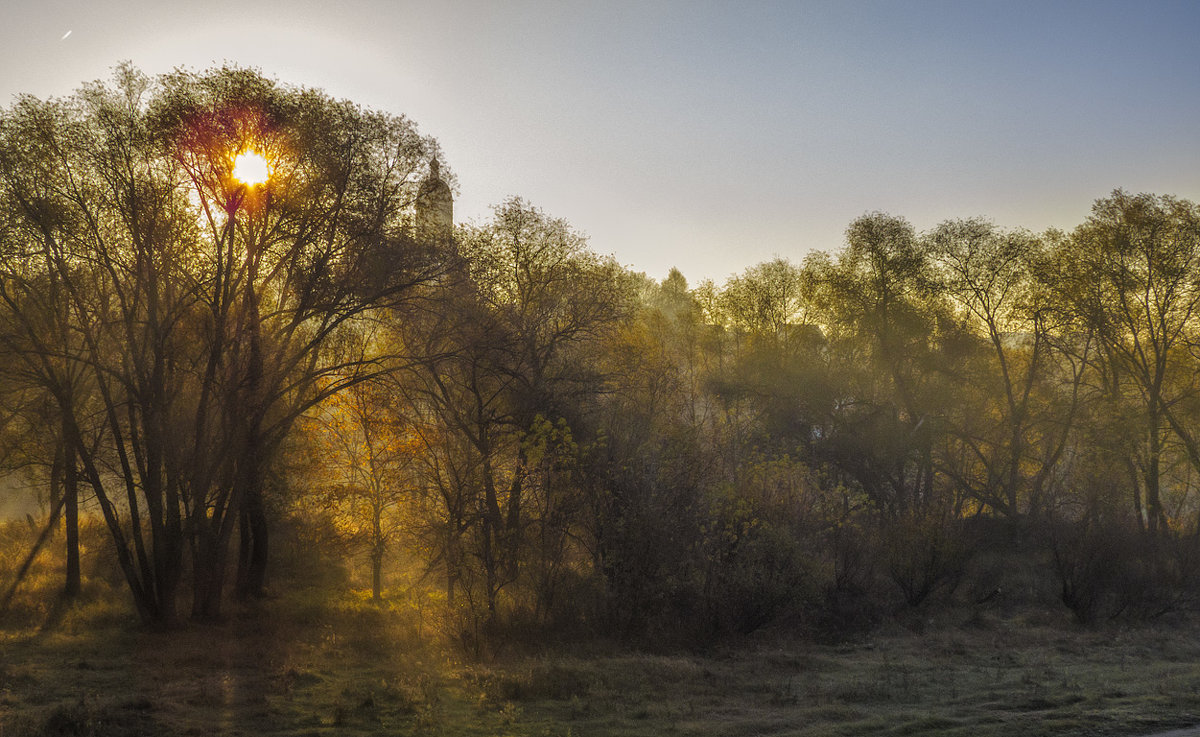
2 0 1198 281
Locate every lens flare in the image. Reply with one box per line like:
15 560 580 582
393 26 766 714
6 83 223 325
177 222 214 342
232 151 270 186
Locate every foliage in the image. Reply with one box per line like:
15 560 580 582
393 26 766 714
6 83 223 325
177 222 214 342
5 63 1200 648
0 64 445 623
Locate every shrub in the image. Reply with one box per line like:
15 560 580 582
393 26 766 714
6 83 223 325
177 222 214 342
882 515 970 608
1051 519 1200 624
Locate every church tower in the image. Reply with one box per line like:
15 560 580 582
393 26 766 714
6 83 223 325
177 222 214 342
415 157 453 245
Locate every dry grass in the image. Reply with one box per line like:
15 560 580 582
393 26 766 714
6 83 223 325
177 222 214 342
4 520 1200 736
460 615 1200 737
4 592 1200 736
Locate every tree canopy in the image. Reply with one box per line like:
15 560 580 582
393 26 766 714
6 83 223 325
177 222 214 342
4 65 1200 638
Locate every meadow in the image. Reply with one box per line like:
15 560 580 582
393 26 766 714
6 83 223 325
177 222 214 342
5 535 1200 737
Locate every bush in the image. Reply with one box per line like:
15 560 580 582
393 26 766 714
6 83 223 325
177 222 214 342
1051 520 1200 624
701 521 817 635
882 515 970 608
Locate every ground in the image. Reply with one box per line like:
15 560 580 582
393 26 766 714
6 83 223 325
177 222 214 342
4 584 1200 737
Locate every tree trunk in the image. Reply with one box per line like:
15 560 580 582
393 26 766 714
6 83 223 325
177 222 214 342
235 461 270 600
63 435 80 600
1127 458 1145 533
191 531 227 620
1145 406 1165 535
371 502 384 602
371 545 384 603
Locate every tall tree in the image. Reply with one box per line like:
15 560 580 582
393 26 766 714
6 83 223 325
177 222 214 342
926 219 1082 522
1064 192 1200 534
0 64 446 624
396 198 631 629
808 213 945 517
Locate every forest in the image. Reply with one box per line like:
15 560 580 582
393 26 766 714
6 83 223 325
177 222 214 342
3 63 1200 674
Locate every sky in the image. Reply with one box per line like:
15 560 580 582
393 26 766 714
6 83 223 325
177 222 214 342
1 0 1198 283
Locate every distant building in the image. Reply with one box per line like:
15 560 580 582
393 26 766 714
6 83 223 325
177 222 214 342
415 158 453 245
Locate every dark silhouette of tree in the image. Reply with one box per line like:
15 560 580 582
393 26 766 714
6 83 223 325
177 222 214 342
807 213 946 518
394 198 631 638
8 64 1200 639
0 64 446 624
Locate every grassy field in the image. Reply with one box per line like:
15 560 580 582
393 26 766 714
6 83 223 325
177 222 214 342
4 580 1200 737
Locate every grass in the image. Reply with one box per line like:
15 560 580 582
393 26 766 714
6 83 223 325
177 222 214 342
5 586 1200 736
4 521 1200 736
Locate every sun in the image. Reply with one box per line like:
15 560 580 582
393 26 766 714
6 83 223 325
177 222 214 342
232 150 270 186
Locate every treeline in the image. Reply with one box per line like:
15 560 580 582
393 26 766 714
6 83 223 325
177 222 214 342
358 190 1200 645
3 66 1200 644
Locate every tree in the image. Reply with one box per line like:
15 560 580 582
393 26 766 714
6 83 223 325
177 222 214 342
1062 192 1200 534
703 258 830 463
0 272 90 602
716 257 813 337
807 213 947 517
308 375 417 602
394 198 632 635
0 64 446 624
582 283 715 634
926 219 1083 522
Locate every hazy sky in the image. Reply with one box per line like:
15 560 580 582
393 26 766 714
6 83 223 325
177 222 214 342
2 1 1198 282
